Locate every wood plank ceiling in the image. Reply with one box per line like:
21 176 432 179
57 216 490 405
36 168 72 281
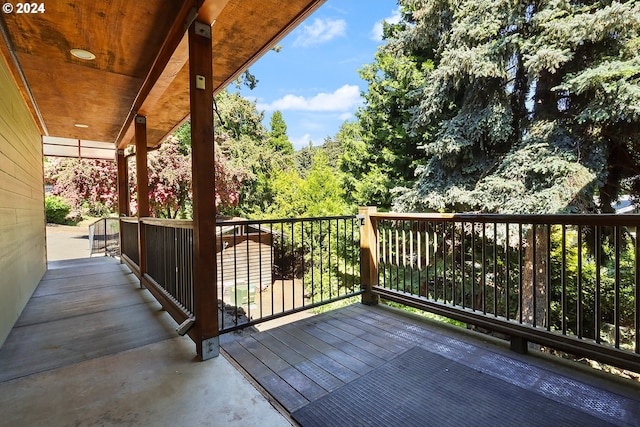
0 0 324 150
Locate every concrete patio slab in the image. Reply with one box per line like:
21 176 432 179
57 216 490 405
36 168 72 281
0 335 291 427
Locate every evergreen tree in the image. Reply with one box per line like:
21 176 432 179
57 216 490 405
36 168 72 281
347 17 432 208
213 90 294 216
268 111 294 155
373 0 640 328
373 0 640 215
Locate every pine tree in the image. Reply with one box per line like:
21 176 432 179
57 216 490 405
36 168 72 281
383 0 640 215
268 111 294 155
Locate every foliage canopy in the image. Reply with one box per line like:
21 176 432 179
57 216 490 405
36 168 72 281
354 0 640 214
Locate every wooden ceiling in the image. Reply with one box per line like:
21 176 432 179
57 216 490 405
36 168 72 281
0 0 325 150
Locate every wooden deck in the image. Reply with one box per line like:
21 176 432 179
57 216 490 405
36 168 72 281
0 257 177 382
3 255 639 426
221 303 640 426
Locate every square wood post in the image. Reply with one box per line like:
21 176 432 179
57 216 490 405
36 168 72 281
188 19 219 360
116 148 129 261
116 149 129 217
360 206 379 305
135 115 149 280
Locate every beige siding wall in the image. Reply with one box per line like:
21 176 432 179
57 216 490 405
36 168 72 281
0 56 46 347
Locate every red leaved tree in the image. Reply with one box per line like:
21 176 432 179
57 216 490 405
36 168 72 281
128 136 242 218
45 158 118 216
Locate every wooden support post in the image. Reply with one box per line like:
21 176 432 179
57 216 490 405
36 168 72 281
116 149 129 217
135 115 149 280
134 115 149 217
116 148 129 262
360 206 379 305
188 19 219 360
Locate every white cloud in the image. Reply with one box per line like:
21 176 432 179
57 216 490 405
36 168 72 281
371 8 402 41
292 134 313 149
338 112 353 121
293 18 346 47
257 85 361 112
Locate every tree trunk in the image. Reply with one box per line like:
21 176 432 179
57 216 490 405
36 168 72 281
520 225 548 327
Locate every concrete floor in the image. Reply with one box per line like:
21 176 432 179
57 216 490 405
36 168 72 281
0 335 291 426
0 225 293 427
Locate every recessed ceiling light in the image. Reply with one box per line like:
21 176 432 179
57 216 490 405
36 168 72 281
74 123 89 128
70 48 96 60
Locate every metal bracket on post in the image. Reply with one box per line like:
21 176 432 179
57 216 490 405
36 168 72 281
184 7 198 32
135 115 146 125
194 20 212 39
201 336 220 360
356 214 365 226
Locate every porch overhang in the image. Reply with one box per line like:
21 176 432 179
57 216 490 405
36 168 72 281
0 0 325 150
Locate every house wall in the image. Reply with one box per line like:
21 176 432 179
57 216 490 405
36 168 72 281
0 55 46 347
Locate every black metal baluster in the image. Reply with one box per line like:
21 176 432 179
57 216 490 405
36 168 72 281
562 225 567 335
577 225 583 338
482 223 486 314
472 222 476 311
595 225 601 343
493 222 498 317
615 226 621 348
519 223 523 324
546 224 551 331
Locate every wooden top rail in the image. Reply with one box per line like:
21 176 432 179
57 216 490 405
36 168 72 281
140 217 194 229
120 216 139 224
369 212 640 226
121 215 359 229
216 215 358 227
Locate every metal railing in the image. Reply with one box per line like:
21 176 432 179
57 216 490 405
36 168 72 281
217 216 362 333
144 219 195 317
120 218 139 269
88 217 120 257
118 215 362 335
363 211 640 373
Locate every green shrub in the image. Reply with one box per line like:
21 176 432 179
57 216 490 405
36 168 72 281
45 195 71 224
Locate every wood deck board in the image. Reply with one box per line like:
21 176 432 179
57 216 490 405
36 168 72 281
221 303 640 424
352 305 479 356
0 258 177 382
278 366 327 401
222 340 273 380
33 266 136 297
294 359 344 392
306 352 360 383
39 259 126 280
15 285 155 327
318 325 404 357
269 326 385 380
271 330 371 378
268 328 333 360
253 333 307 366
284 322 390 366
237 336 292 375
259 373 308 413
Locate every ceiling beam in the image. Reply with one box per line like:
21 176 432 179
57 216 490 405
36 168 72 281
116 0 230 150
115 0 202 149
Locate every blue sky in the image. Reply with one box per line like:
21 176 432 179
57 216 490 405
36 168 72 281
238 1 401 150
